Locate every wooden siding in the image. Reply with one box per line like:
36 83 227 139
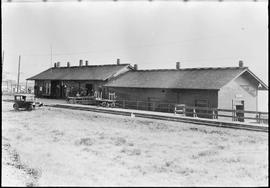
218 73 259 122
107 87 218 108
34 80 105 98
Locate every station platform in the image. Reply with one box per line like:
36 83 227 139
2 95 268 132
42 99 268 132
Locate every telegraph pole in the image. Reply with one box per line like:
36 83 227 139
50 44 53 72
25 80 28 93
17 55 21 93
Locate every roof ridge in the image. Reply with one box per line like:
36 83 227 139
52 64 130 69
132 66 248 72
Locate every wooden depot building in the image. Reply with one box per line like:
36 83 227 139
104 61 268 114
28 59 268 118
27 59 133 99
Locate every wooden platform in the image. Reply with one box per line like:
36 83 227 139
47 102 268 133
2 97 267 132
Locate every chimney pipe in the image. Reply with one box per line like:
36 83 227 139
176 62 180 70
79 59 83 66
117 58 120 65
54 63 57 68
239 60 243 67
85 60 88 66
134 64 138 70
67 62 70 67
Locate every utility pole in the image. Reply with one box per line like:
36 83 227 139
50 44 53 72
25 80 28 93
17 55 21 93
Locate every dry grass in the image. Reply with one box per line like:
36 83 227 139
2 101 268 186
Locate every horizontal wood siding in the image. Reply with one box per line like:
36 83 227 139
218 73 258 122
107 87 218 108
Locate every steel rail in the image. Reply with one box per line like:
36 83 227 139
48 103 268 133
2 99 267 132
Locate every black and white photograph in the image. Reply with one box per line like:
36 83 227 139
1 0 268 187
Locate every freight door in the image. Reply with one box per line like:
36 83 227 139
51 80 61 98
235 101 245 122
86 84 93 96
147 97 158 111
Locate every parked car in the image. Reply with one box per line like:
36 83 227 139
13 94 43 111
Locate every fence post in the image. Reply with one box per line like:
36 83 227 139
212 109 217 119
258 112 261 124
193 108 197 118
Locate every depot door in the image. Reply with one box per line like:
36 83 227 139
86 84 93 96
51 81 61 98
235 101 245 122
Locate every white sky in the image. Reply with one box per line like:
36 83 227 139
2 1 268 86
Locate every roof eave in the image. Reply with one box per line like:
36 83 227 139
27 78 105 81
103 85 219 90
246 69 268 90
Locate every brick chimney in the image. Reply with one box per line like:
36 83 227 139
57 62 60 67
134 64 138 70
79 59 83 66
176 62 180 70
85 60 88 66
117 58 120 65
239 60 244 67
54 62 57 67
67 62 70 67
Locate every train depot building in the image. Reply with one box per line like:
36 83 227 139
105 62 268 113
28 60 268 120
27 60 133 99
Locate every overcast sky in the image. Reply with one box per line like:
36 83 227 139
2 1 268 85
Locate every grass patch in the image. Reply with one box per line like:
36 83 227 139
75 138 93 146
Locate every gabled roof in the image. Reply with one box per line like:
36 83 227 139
27 64 131 81
245 69 268 90
104 67 268 90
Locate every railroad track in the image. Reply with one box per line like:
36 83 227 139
2 99 267 132
49 104 268 133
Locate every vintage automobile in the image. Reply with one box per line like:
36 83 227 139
13 94 43 111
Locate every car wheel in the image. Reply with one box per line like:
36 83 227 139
27 105 33 111
13 103 19 111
